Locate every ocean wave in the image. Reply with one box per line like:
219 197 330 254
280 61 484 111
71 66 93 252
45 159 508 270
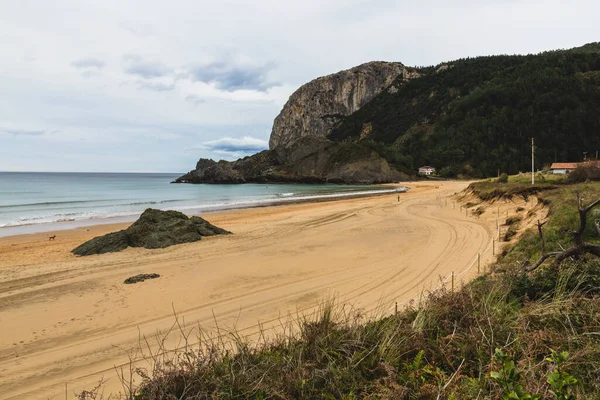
128 199 178 206
0 187 407 228
0 198 182 212
0 199 111 209
0 210 140 228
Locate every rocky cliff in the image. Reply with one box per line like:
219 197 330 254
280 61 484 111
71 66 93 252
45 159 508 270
177 43 600 182
269 61 410 150
176 61 411 184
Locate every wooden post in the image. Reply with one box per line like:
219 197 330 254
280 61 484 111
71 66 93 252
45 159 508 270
451 272 455 291
478 253 481 273
65 382 67 400
395 302 398 315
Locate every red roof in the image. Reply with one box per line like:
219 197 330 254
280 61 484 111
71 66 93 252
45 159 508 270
550 163 578 170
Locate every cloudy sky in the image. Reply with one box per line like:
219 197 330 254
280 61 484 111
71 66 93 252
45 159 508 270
0 0 598 172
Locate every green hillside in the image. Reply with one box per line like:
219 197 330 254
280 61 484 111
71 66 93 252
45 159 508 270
330 43 600 177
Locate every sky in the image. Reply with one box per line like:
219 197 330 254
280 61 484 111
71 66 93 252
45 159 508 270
0 0 598 173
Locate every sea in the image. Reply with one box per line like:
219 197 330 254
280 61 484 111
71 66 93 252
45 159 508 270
0 172 406 237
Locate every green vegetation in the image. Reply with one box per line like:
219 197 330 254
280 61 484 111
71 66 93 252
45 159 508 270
82 181 600 399
497 173 509 183
568 163 600 183
504 216 521 242
328 139 415 173
329 44 600 177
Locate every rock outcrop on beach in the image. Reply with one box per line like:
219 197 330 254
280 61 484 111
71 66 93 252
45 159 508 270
72 208 230 256
174 139 407 184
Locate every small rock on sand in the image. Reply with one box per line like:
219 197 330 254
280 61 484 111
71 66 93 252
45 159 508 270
124 273 160 284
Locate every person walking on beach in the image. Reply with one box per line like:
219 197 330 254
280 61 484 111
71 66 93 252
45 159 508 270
397 194 400 202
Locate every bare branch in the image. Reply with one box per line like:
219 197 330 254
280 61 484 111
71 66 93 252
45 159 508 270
537 220 547 254
525 194 600 272
584 198 600 214
524 251 563 272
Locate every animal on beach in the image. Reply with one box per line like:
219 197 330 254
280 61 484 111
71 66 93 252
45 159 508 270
48 235 56 241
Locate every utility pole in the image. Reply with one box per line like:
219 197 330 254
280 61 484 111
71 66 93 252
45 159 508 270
531 137 535 185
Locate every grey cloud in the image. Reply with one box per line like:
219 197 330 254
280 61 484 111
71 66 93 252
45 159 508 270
123 54 171 78
198 136 268 154
71 58 106 69
189 61 279 92
81 70 101 78
1 128 58 136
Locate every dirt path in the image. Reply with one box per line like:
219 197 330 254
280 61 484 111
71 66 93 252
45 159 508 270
0 181 496 399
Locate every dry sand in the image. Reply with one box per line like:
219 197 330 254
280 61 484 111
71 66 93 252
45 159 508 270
0 181 506 399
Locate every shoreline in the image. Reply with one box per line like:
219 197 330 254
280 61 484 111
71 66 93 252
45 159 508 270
0 184 408 238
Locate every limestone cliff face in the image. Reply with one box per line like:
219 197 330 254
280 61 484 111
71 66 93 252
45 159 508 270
269 62 410 150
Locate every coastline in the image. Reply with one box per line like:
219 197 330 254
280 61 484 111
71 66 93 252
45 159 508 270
0 184 408 238
0 180 499 399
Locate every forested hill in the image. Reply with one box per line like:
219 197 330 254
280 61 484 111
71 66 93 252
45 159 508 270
330 43 600 177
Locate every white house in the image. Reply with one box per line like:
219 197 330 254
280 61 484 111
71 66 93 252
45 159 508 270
418 166 436 175
550 163 578 174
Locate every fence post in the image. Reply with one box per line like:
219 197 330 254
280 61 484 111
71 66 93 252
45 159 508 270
395 302 398 315
451 272 454 291
478 253 481 273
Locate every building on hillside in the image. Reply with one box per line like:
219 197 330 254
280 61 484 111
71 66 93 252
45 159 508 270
550 163 578 174
418 166 436 175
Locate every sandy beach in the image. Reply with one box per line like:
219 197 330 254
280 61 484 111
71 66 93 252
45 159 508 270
0 181 504 399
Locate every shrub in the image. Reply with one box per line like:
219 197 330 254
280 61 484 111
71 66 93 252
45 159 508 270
568 163 600 183
504 225 519 241
506 216 522 226
497 173 509 183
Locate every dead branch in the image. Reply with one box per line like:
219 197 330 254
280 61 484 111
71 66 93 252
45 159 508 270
524 193 600 272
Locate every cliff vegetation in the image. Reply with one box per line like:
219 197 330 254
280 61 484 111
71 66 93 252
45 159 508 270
331 44 600 177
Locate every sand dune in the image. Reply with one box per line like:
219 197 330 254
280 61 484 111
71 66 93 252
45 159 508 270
0 181 499 399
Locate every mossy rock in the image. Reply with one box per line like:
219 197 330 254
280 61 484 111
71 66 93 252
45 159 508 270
72 209 231 256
